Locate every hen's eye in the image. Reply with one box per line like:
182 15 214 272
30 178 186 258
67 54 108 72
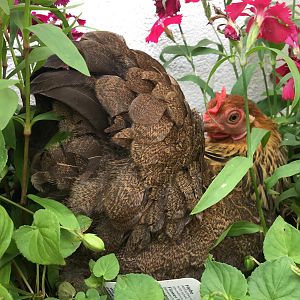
227 112 240 123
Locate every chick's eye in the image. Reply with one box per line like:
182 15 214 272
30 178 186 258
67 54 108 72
227 112 240 123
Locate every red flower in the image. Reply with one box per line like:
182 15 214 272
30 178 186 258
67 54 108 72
226 0 294 44
54 0 70 6
282 78 295 101
31 12 51 24
224 24 240 41
155 0 181 18
276 58 300 101
146 15 182 43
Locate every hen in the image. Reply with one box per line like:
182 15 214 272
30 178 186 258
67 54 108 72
203 87 287 210
30 31 269 283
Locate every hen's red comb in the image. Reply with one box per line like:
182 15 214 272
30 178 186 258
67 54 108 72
208 86 226 115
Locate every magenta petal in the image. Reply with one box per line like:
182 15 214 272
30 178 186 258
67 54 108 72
155 0 181 18
282 78 295 101
225 1 248 21
146 15 182 43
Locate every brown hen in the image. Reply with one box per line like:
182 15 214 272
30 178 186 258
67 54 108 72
203 87 287 210
30 31 270 285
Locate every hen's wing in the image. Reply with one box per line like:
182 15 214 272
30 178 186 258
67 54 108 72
31 31 204 253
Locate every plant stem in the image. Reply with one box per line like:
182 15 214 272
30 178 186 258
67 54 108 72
292 0 296 19
271 55 278 117
12 260 34 294
0 19 4 79
178 24 196 72
41 265 46 297
20 0 32 205
36 264 40 294
241 65 268 234
0 195 34 215
259 61 272 117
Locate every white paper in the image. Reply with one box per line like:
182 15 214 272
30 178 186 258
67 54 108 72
104 277 201 300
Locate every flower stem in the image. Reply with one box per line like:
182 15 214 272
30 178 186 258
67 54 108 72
241 65 267 235
0 19 5 79
36 264 40 294
0 195 34 215
271 55 278 117
292 0 296 19
20 0 32 205
41 265 46 297
259 60 272 117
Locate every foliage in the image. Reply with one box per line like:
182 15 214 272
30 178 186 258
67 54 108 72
1 0 300 299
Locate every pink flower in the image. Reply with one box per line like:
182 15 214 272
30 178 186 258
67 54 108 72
224 24 240 41
146 15 182 43
276 58 300 101
282 78 295 101
155 0 181 18
31 12 51 24
54 0 70 6
226 0 294 44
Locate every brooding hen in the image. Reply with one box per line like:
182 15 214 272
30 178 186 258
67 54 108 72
30 31 270 283
203 87 287 210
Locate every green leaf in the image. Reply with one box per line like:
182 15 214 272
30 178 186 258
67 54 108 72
213 221 262 248
231 64 256 96
0 132 8 176
263 216 300 263
82 233 105 252
114 274 164 300
31 111 63 127
0 205 13 259
248 256 300 300
45 131 72 150
0 262 11 285
84 274 103 289
0 0 10 15
76 215 92 232
27 194 80 230
265 160 300 191
249 128 270 157
200 259 247 299
60 229 81 258
13 209 65 265
178 75 215 98
7 46 53 79
27 24 90 76
191 156 252 214
0 88 19 130
0 79 18 90
32 0 56 6
58 281 76 300
191 46 225 57
0 283 13 300
93 254 119 280
2 120 16 150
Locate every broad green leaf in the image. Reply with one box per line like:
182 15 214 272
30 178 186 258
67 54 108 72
0 88 19 130
84 274 103 289
7 46 54 79
75 289 105 300
0 0 9 15
13 209 65 265
248 256 300 300
0 79 18 90
93 253 120 281
249 128 270 157
265 160 300 191
0 283 12 300
178 75 215 98
263 216 300 263
28 194 80 230
200 259 247 299
76 215 92 232
31 111 63 127
213 221 262 248
277 187 298 205
2 120 16 150
58 281 76 300
114 274 164 300
82 233 105 252
0 205 13 259
281 133 300 146
231 64 256 96
27 24 90 76
0 262 11 285
0 132 8 176
60 229 81 258
191 156 252 214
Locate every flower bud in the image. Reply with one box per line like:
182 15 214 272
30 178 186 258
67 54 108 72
244 256 255 271
224 24 240 41
82 233 105 252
